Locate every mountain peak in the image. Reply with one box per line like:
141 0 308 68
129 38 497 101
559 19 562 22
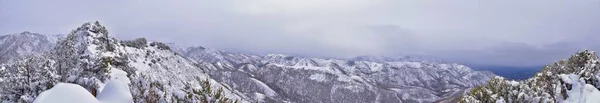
190 46 206 50
63 21 114 53
265 54 291 58
5 31 44 38
74 21 109 37
0 31 58 64
19 31 36 35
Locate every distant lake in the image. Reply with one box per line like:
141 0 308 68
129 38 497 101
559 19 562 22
469 65 542 80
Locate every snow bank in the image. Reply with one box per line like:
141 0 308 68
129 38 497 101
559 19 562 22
33 83 100 103
560 74 600 103
33 79 133 103
97 79 133 103
99 69 130 92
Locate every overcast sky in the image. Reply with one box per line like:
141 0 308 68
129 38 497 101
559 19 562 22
2 0 600 67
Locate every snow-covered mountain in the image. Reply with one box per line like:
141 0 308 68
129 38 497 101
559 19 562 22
460 50 600 103
0 32 63 64
0 22 495 103
174 45 496 103
0 22 248 103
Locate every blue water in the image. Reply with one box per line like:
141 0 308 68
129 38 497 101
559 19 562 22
469 65 541 80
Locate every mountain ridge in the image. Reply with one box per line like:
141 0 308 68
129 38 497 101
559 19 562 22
1 22 495 103
0 31 64 64
173 43 496 102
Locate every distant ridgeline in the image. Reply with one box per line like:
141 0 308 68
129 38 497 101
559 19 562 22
460 50 600 103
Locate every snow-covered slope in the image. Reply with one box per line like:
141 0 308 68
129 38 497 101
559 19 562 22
0 22 249 103
460 50 600 103
175 45 496 103
74 22 249 103
0 32 63 64
96 76 133 103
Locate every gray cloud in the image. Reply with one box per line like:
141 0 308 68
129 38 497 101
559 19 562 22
2 0 600 66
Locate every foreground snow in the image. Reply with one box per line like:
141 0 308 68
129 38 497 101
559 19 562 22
32 83 100 103
33 79 132 103
97 79 133 103
560 74 600 103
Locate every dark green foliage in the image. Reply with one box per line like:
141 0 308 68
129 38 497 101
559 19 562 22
150 42 171 50
346 61 356 66
121 38 148 49
177 77 240 103
284 56 294 60
106 43 116 52
151 59 157 64
91 21 109 35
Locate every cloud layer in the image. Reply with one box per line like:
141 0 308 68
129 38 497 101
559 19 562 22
2 0 600 66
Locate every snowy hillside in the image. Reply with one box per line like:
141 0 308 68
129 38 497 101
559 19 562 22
460 50 600 103
174 45 496 103
0 22 248 103
0 32 63 64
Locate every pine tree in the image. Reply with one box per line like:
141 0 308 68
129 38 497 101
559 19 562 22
0 55 60 102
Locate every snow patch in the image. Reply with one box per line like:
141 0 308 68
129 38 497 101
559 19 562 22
508 81 519 86
342 85 364 93
350 75 365 82
309 73 327 82
174 90 187 100
253 92 267 102
0 66 4 82
250 78 277 97
336 76 353 82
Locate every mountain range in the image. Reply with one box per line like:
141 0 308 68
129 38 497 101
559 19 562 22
1 22 499 103
0 31 62 64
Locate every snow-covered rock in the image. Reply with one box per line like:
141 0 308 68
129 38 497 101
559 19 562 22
97 78 133 103
1 22 250 103
34 79 134 103
33 83 100 103
561 74 600 103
